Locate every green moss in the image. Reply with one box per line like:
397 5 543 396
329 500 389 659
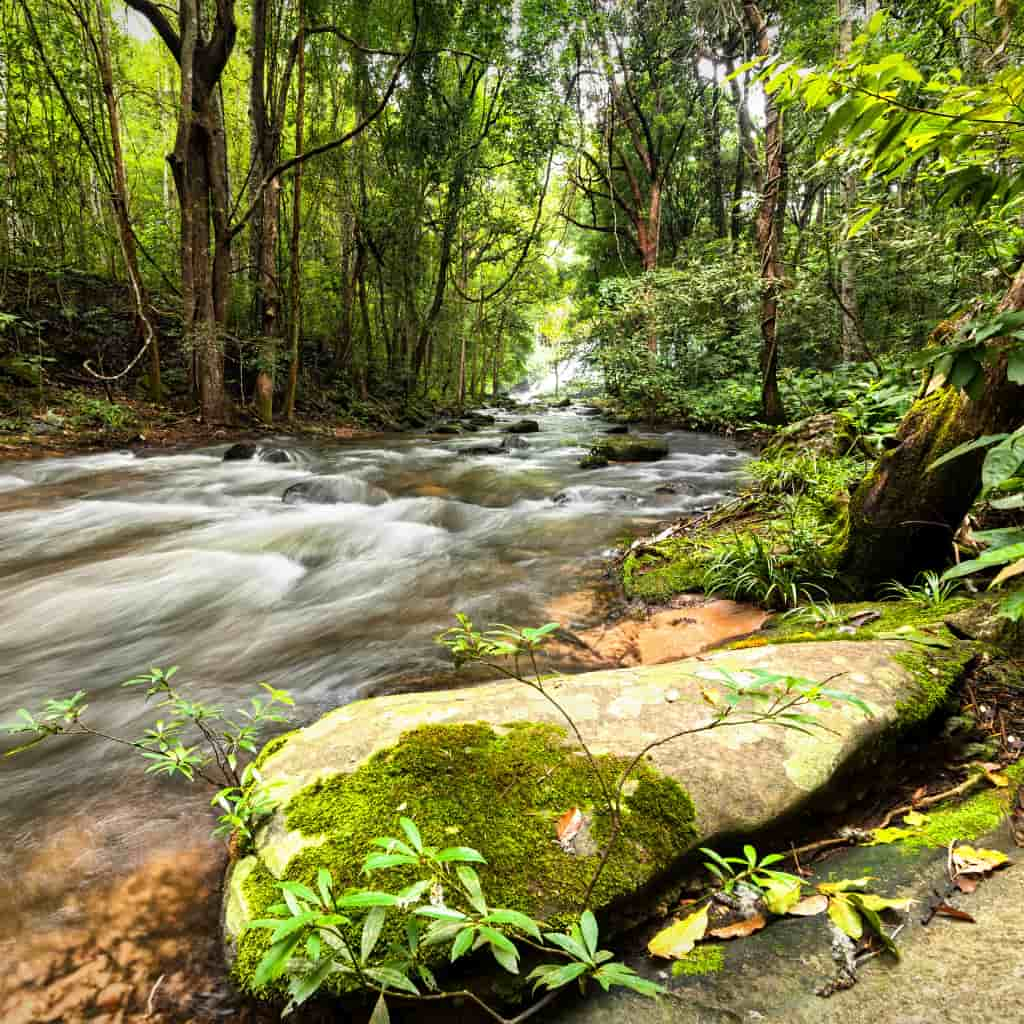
251 729 299 771
891 641 975 729
894 761 1023 850
671 944 725 977
233 721 697 995
622 538 708 602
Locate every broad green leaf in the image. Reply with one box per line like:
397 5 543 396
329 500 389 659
527 960 589 992
435 846 487 864
580 910 599 958
846 206 880 239
450 925 475 962
983 436 1024 490
943 543 1024 580
361 905 386 963
335 891 400 909
991 557 1024 588
483 909 542 941
399 817 423 853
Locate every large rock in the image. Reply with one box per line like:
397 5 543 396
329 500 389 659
761 412 860 459
282 476 388 506
504 418 540 434
587 437 669 463
224 639 965 996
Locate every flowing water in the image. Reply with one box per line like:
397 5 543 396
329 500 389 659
0 408 747 1020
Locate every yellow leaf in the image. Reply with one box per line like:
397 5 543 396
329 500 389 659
984 769 1010 788
992 557 1024 588
903 810 928 827
867 827 917 845
855 893 914 913
827 895 863 940
788 893 829 917
952 844 1011 875
648 905 709 959
701 687 721 708
819 877 873 894
761 876 803 915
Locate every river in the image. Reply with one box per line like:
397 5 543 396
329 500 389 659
0 407 747 1022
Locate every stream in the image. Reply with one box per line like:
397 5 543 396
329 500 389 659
0 407 747 1021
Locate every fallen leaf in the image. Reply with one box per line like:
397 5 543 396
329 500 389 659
701 687 721 708
827 895 863 940
788 893 829 917
819 877 873 895
648 905 709 959
983 769 1009 788
867 826 918 846
935 903 975 923
903 810 928 827
707 913 767 939
761 876 803 915
952 844 1011 876
954 876 979 894
854 893 913 913
556 807 584 847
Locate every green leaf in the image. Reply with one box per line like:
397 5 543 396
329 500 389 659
285 956 335 1012
435 846 487 864
399 817 423 853
943 543 1024 580
362 853 419 873
827 895 863 940
846 206 880 239
544 930 591 963
579 910 599 959
335 891 401 910
595 962 665 997
527 961 589 992
1008 351 1024 385
456 865 487 914
280 881 319 905
254 933 303 987
364 966 420 996
483 909 543 941
999 590 1024 621
761 875 803 915
450 926 475 962
369 994 390 1024
361 905 387 963
983 436 1024 491
489 942 520 975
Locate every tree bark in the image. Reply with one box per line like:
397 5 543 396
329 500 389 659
743 1 786 425
838 262 1024 587
837 0 864 362
127 0 237 424
283 1 305 422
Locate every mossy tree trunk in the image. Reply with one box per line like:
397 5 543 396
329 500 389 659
838 261 1024 588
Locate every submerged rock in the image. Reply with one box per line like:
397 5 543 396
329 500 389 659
282 477 388 506
604 424 629 435
579 453 610 469
461 436 531 457
224 639 965 1000
430 423 462 435
260 448 292 464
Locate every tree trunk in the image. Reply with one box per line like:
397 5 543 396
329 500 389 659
127 0 237 424
838 262 1024 587
837 0 864 362
743 1 787 425
283 3 305 422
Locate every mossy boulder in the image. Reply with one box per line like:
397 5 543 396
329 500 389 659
504 418 541 434
761 412 860 459
223 640 967 999
587 437 669 463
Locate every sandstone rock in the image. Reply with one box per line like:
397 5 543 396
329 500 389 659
224 639 959 998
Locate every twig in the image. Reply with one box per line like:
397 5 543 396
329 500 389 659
146 973 165 1017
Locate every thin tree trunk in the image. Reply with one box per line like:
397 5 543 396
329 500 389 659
743 1 786 425
284 3 305 421
837 0 864 361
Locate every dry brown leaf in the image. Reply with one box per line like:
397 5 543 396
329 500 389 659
707 912 768 939
911 785 928 805
952 844 1011 876
788 893 829 917
935 903 976 923
556 807 584 848
954 876 979 894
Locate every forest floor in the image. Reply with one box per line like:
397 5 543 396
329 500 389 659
0 384 375 462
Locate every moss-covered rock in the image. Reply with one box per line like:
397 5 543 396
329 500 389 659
589 437 669 463
223 640 970 999
761 412 860 459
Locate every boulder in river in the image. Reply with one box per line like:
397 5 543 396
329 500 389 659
282 477 388 506
261 448 292 464
224 638 968 999
604 424 629 435
430 423 462 435
461 436 531 457
222 442 259 461
579 452 610 469
589 437 669 462
464 412 496 425
504 418 540 434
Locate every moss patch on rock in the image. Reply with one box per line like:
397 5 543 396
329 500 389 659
622 537 709 602
232 721 697 995
671 944 726 977
892 761 1024 851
